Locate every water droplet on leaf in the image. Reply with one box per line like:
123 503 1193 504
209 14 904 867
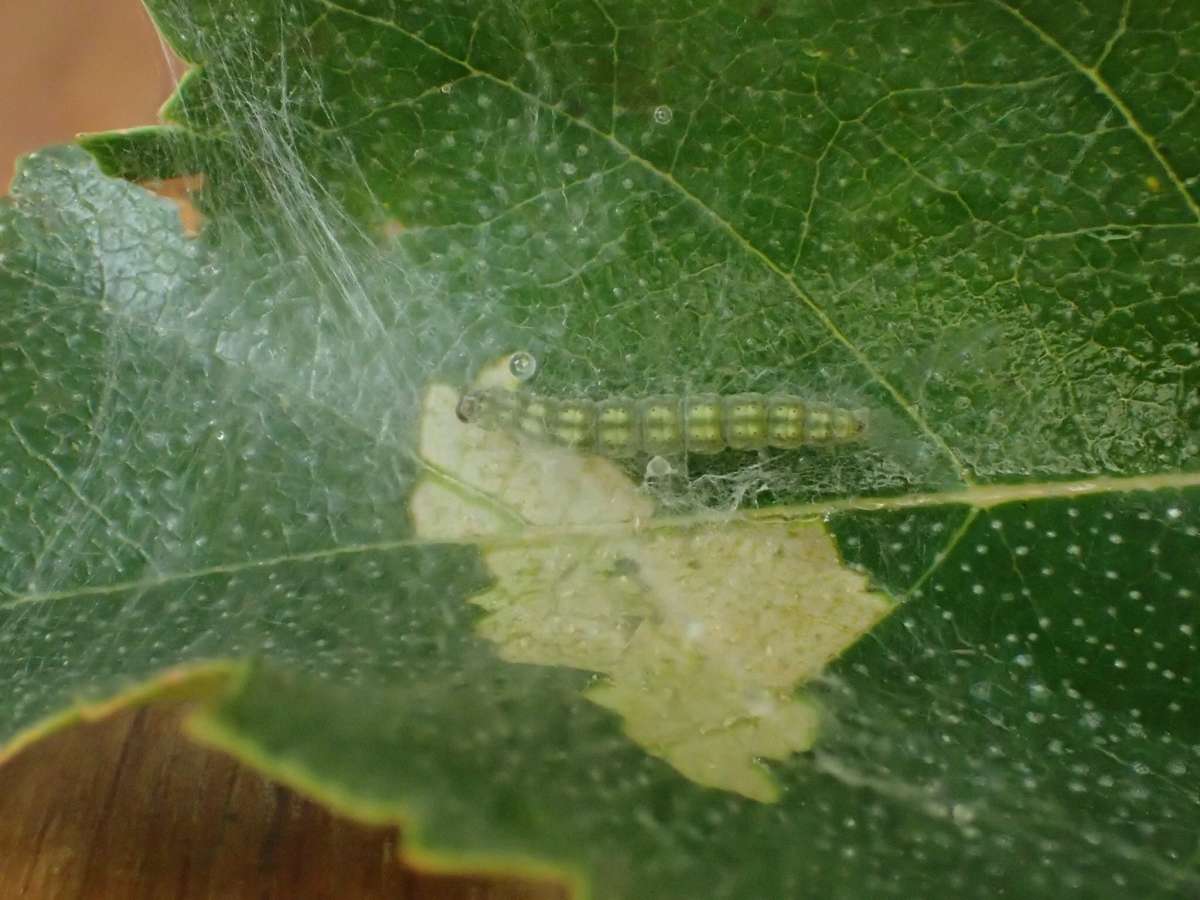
508 351 538 381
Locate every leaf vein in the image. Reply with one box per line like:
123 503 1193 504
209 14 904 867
991 0 1200 222
315 0 972 483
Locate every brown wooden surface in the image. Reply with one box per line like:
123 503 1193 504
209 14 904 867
0 0 183 190
0 706 567 899
1 3 567 898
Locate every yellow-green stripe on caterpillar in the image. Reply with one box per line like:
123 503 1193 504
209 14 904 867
455 389 869 456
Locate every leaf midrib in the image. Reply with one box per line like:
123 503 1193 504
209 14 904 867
6 469 1198 610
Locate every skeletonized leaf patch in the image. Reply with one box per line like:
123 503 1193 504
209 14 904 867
411 361 893 801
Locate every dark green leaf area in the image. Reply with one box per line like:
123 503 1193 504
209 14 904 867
819 487 1200 899
842 489 1200 734
1097 4 1200 182
829 503 973 595
0 542 489 747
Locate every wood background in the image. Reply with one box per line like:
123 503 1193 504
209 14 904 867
0 0 181 190
0 3 566 897
0 706 566 899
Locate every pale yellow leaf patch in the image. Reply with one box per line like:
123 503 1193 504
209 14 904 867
410 363 894 802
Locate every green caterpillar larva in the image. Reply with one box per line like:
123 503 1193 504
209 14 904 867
455 389 869 456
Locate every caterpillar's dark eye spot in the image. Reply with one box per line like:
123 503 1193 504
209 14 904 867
456 393 481 423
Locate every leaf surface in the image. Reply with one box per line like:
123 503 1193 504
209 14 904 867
3 1 1200 897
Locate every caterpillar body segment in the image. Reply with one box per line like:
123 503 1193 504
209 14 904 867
456 389 869 455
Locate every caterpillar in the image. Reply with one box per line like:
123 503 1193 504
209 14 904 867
455 388 869 456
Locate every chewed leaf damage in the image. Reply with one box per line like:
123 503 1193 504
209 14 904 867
411 356 894 802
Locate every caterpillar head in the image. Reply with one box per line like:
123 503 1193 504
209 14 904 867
455 390 483 424
455 388 518 429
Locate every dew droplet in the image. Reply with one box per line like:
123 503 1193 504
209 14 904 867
508 350 538 381
644 455 673 478
653 105 674 125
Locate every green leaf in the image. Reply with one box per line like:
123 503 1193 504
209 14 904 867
4 1 1200 897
